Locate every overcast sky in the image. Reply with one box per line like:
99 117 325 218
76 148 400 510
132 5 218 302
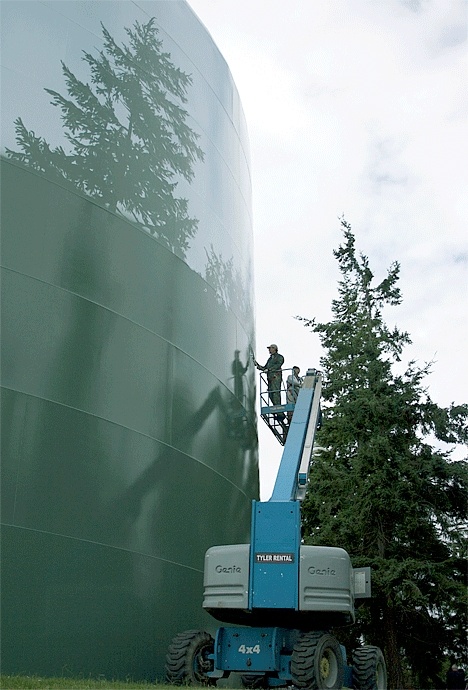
188 0 467 499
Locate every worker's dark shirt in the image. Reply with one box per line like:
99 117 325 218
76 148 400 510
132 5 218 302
259 353 284 376
446 669 466 690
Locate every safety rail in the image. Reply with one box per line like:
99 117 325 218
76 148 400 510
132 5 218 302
259 367 300 445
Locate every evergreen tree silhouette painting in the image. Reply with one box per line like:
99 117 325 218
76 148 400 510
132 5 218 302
6 19 204 255
204 244 253 320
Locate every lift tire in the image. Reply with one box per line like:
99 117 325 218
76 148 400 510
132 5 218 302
291 631 344 690
240 674 269 688
352 645 387 690
165 629 216 686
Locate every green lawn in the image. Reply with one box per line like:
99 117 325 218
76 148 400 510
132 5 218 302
0 677 165 690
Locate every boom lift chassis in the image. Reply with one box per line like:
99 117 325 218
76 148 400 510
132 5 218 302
166 369 387 689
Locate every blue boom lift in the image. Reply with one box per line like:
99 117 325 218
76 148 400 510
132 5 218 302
166 369 387 690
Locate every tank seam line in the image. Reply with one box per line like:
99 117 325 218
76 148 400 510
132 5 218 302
34 1 252 180
1 385 253 499
1 267 256 423
0 264 253 383
0 160 170 243
1 523 203 573
132 1 252 177
1 162 254 322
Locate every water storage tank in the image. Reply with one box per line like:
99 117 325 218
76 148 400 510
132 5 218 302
0 0 257 680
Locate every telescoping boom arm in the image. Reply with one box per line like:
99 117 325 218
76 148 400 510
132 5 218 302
270 368 322 503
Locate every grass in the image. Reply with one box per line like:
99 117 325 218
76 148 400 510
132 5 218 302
0 677 168 690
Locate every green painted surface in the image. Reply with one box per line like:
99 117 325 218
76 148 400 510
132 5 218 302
1 0 257 681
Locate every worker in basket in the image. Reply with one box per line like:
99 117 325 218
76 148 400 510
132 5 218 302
254 344 286 422
286 366 303 422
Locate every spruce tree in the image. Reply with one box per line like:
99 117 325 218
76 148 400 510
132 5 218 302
6 18 203 256
298 219 467 689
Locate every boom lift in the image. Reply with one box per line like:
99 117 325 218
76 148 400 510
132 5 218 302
166 369 387 690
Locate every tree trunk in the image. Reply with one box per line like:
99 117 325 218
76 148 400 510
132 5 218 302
383 599 405 689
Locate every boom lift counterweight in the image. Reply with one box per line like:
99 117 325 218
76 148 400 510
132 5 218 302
166 369 387 690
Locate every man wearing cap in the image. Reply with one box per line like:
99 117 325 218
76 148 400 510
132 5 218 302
254 344 284 407
286 366 303 422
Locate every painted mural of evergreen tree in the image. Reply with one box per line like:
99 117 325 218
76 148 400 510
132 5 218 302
297 219 468 689
6 18 204 256
204 244 253 321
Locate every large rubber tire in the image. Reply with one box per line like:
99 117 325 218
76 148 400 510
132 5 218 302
291 632 344 690
352 646 387 690
166 629 216 686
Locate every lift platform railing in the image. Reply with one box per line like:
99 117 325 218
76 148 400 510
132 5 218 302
259 368 301 445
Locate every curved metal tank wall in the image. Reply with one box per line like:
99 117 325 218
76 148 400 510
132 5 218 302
0 0 257 680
